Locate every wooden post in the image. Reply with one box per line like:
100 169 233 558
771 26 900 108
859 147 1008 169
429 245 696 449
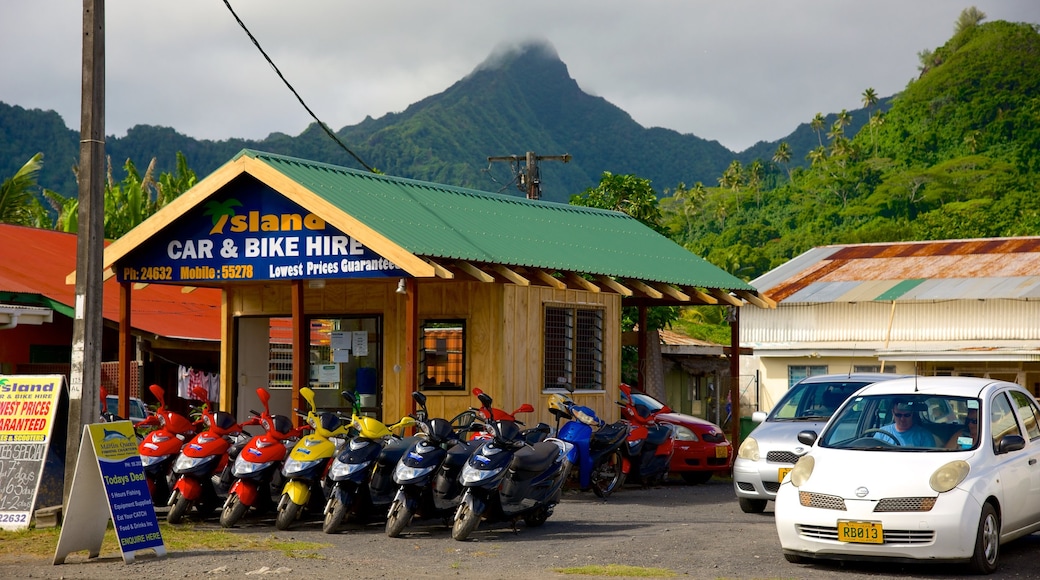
65 0 106 505
729 306 741 446
291 280 306 424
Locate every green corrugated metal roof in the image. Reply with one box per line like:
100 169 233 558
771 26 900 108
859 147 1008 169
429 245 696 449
236 150 752 291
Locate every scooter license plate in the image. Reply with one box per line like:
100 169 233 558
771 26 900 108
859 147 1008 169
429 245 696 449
777 467 792 482
837 520 884 543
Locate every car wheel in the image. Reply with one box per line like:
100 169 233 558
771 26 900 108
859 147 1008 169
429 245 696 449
680 471 713 485
969 503 1000 574
783 552 804 564
738 497 767 514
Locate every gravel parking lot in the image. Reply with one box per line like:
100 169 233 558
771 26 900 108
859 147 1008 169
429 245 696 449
11 476 1040 579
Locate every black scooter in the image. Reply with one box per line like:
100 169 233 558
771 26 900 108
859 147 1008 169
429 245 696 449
451 390 574 541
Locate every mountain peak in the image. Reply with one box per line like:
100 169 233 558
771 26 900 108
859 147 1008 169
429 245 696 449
472 39 561 74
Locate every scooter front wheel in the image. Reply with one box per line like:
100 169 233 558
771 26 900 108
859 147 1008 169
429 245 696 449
167 491 191 524
220 493 249 528
385 497 413 538
591 448 625 498
275 496 302 530
322 496 348 534
452 496 480 541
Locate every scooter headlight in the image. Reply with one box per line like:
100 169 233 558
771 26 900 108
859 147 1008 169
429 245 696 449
460 463 504 485
232 453 272 477
282 456 323 475
329 459 371 479
174 453 212 472
393 462 436 483
140 453 171 468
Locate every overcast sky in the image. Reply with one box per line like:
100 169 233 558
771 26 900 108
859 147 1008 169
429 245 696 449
2 1 1037 153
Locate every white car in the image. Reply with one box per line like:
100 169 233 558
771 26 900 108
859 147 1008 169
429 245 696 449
775 376 1040 574
733 373 912 513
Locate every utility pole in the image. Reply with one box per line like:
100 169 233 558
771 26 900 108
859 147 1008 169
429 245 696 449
65 0 105 505
488 151 571 200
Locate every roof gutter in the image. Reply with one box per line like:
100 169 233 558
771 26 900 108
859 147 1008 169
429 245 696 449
0 305 55 330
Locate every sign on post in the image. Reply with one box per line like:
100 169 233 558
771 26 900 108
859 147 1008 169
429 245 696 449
0 375 63 530
53 421 165 565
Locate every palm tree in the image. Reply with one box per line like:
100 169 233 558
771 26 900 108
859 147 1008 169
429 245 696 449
772 141 793 182
955 7 986 34
0 153 44 226
807 146 827 167
810 113 826 148
868 111 885 157
861 89 879 156
836 109 853 133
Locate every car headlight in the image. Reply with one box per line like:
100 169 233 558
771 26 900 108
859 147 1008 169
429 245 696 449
789 455 814 487
671 425 698 442
737 436 759 461
929 460 970 493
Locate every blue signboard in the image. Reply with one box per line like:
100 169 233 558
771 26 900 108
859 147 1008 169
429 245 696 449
115 179 407 284
89 422 164 555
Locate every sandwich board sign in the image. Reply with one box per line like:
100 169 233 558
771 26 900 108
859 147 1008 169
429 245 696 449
0 375 63 531
53 421 166 564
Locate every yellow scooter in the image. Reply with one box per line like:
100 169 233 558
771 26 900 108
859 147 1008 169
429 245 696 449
275 387 351 530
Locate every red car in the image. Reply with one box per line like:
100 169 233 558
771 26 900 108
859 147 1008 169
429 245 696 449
621 388 733 484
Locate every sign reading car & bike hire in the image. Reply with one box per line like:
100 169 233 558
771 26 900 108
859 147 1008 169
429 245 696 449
114 180 407 284
0 375 62 531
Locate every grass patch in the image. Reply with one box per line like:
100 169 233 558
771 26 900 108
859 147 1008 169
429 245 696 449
0 523 328 560
554 564 677 577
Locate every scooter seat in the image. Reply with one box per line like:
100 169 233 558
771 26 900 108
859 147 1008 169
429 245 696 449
509 441 558 476
591 422 626 447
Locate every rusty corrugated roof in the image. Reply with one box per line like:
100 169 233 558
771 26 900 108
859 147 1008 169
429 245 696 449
754 237 1040 304
0 224 221 341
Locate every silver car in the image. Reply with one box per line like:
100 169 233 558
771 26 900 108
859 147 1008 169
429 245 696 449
732 372 912 513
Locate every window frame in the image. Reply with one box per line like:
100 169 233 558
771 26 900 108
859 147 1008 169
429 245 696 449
543 304 605 392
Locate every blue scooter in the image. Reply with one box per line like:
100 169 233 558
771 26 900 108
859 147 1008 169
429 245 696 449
548 389 627 498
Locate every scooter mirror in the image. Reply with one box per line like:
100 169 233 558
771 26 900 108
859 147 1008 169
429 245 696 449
149 383 165 403
516 404 535 414
476 392 494 411
341 390 357 409
257 387 270 407
412 391 427 408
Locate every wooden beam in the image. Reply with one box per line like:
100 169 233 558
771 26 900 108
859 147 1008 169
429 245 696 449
181 286 197 294
530 268 567 290
423 258 455 279
133 283 148 291
710 288 743 307
651 282 690 302
735 289 776 309
681 286 718 305
595 275 633 296
564 271 600 292
455 261 495 283
624 278 663 299
492 264 530 286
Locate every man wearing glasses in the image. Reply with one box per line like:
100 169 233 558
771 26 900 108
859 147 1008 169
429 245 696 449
873 400 939 447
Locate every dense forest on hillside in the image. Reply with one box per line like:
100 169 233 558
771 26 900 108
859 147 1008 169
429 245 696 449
661 17 1040 281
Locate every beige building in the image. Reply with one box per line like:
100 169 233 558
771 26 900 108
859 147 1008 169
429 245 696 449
740 237 1040 415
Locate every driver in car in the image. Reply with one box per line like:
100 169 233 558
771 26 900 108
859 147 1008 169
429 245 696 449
873 401 938 447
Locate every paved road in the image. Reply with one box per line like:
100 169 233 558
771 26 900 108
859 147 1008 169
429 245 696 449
16 477 1040 578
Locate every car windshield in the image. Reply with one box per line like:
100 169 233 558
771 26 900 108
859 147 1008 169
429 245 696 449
819 394 981 451
768 380 869 421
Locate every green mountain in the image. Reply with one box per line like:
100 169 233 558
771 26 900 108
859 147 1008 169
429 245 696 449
1 41 872 204
675 17 1040 280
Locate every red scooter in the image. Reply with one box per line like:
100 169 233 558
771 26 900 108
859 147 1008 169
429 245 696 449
136 384 200 505
167 395 244 523
618 383 674 486
219 387 304 528
456 387 543 443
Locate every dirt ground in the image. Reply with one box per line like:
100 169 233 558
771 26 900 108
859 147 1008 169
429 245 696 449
7 477 1040 579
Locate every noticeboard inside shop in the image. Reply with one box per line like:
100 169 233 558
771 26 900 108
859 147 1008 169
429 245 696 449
114 178 407 285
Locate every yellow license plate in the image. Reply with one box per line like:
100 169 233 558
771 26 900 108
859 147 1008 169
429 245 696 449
777 467 792 482
715 446 728 459
837 520 884 544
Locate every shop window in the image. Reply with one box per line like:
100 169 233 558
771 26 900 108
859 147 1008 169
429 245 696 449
788 365 828 388
420 320 465 391
544 306 603 391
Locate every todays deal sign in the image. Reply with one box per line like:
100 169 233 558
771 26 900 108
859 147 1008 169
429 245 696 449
114 180 407 284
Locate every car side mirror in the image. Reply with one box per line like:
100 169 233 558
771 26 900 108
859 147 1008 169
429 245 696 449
996 434 1025 454
797 430 818 446
751 411 767 423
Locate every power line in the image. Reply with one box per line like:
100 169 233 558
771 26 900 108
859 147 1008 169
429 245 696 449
222 0 375 173
487 151 571 200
